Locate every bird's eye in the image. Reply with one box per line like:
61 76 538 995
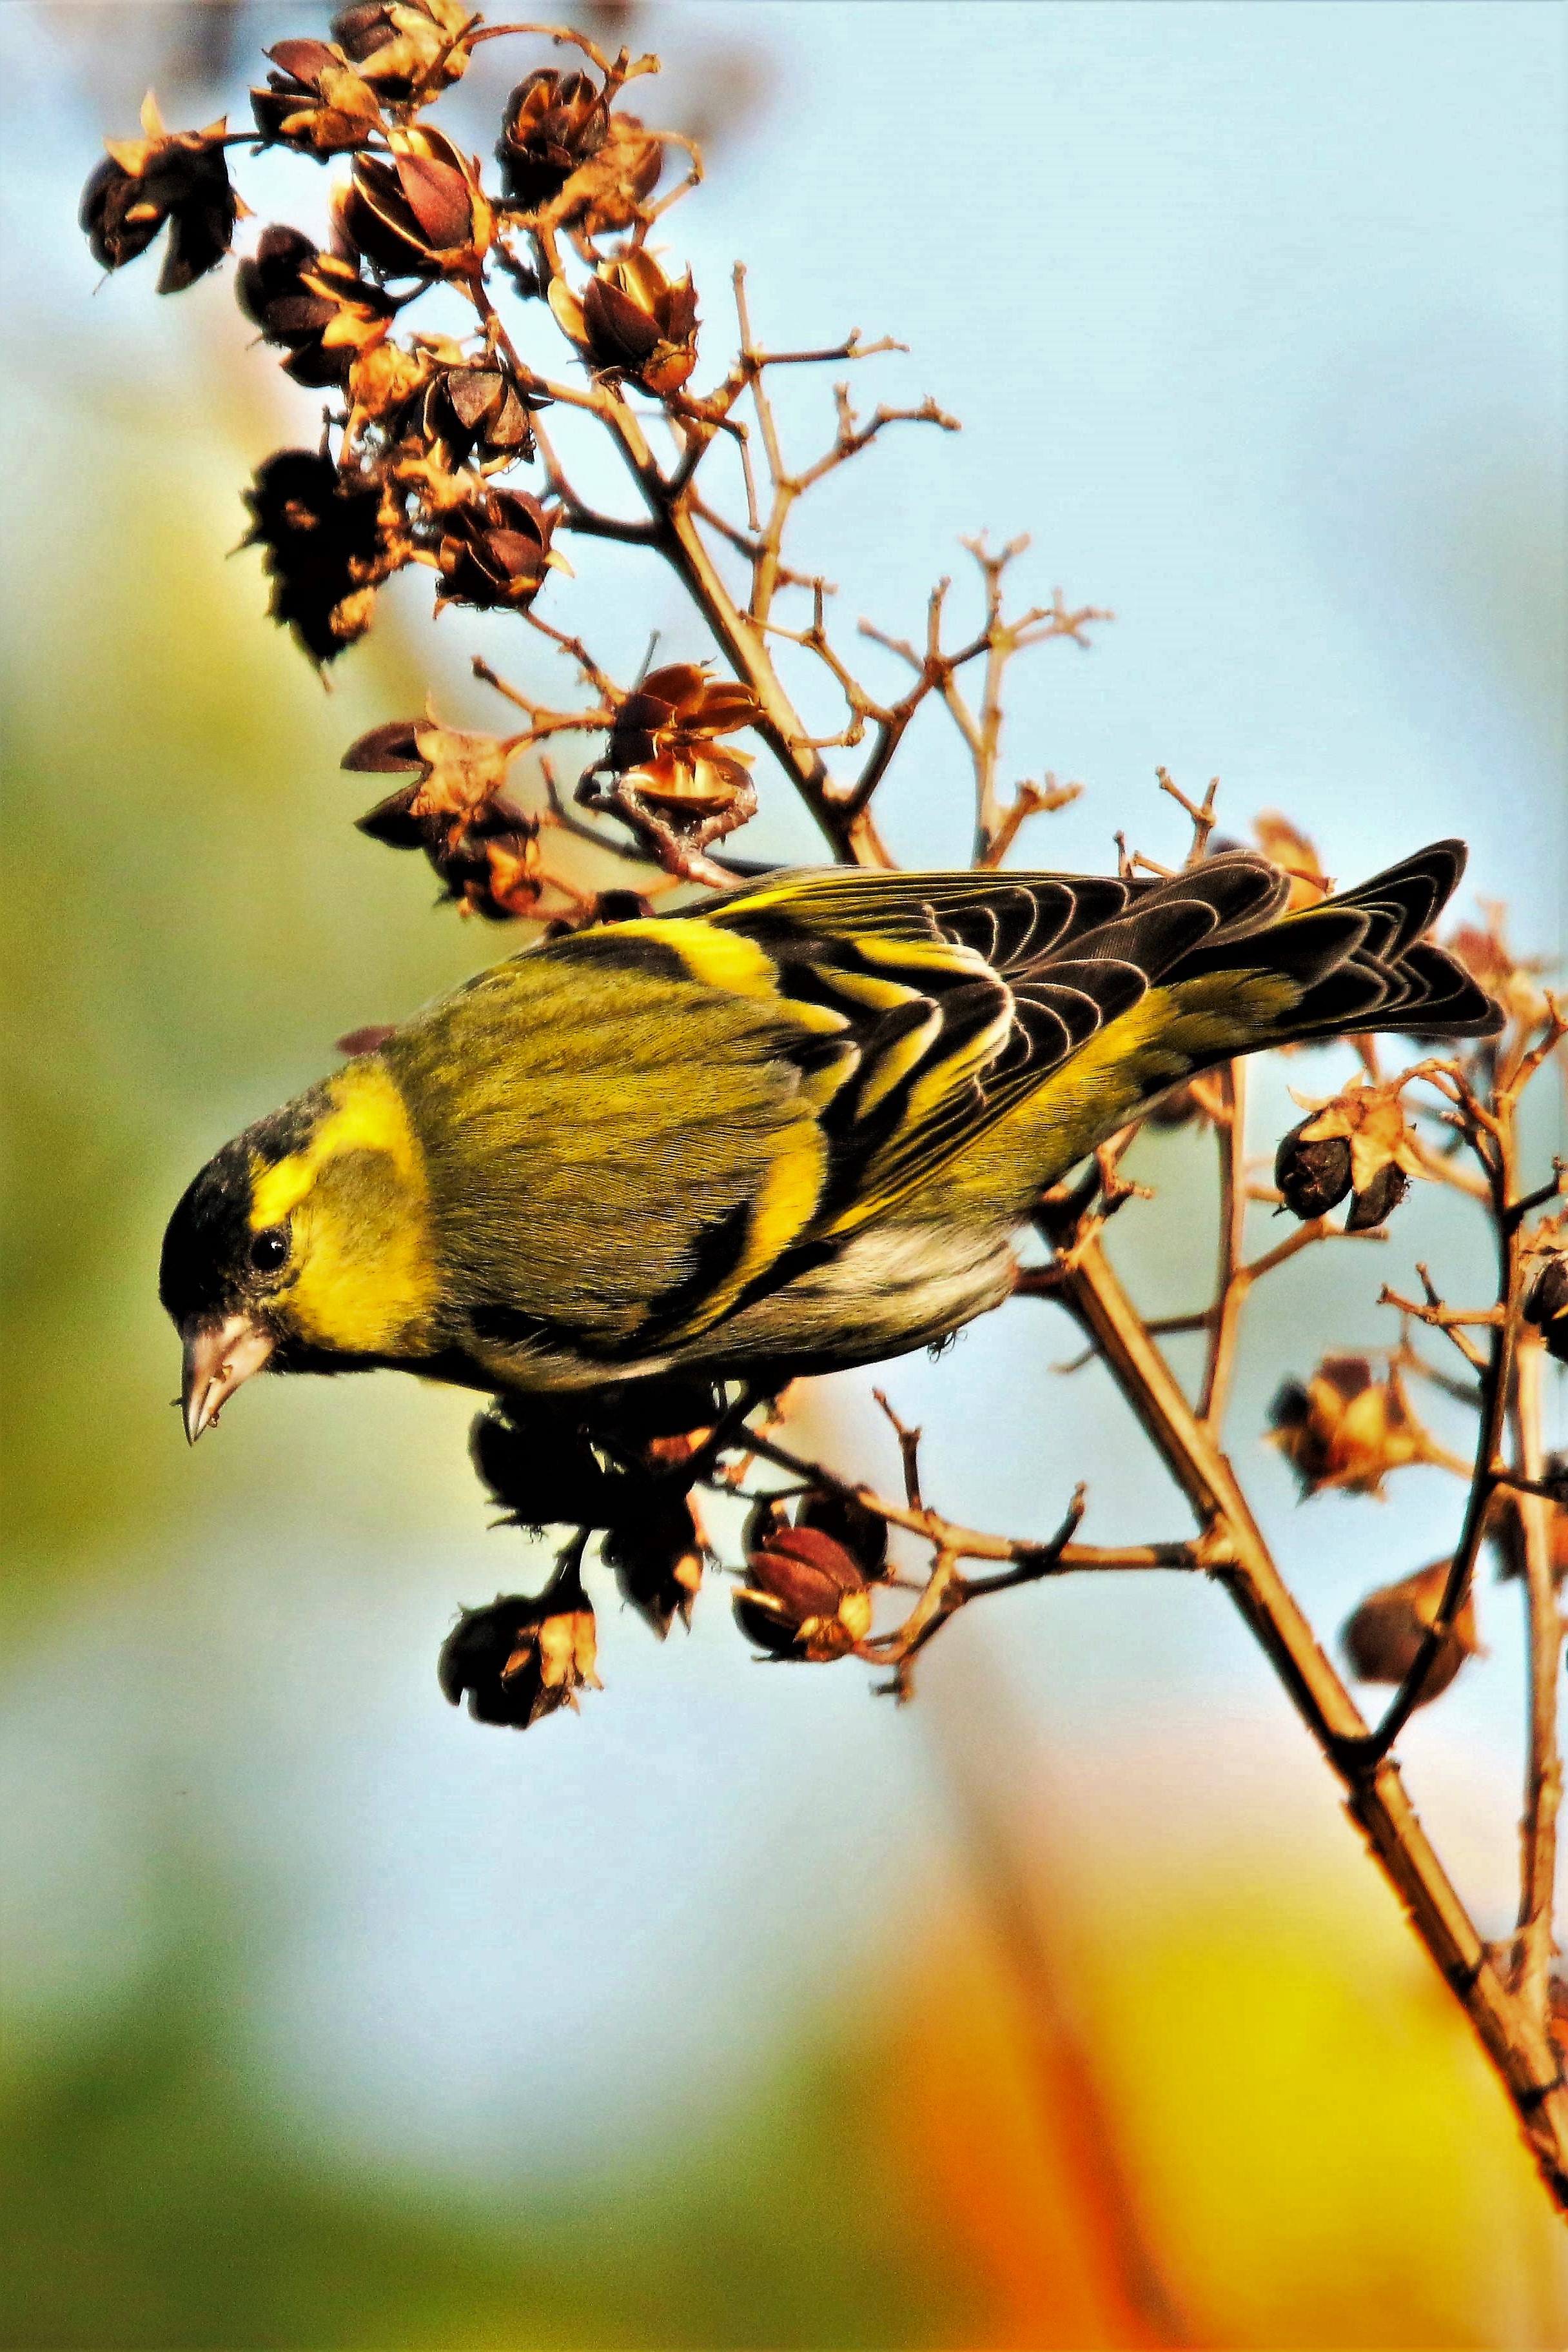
248 1225 290 1275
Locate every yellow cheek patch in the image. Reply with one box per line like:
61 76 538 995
251 1062 436 1356
250 1062 422 1230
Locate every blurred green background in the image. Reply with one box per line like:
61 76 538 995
3 5 1565 2345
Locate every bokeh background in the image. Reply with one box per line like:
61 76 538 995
3 3 1565 2344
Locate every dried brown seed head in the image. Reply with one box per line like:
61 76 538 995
469 1405 629 1532
338 125 491 281
451 822 545 922
250 39 385 153
1443 914 1551 1033
1341 1558 1480 1706
1524 1247 1568 1365
351 339 439 437
331 0 475 106
497 70 611 209
236 225 397 388
419 360 544 470
81 92 244 293
794 1489 891 1581
735 1523 874 1661
568 115 665 236
357 778 542 920
438 1586 601 1730
1343 1158 1410 1232
1274 1122 1353 1220
1268 1356 1442 1497
344 711 514 818
435 486 564 614
551 251 700 395
596 660 759 817
1281 1077 1426 1225
602 1495 705 1639
242 446 407 664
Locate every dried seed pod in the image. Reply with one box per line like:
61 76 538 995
80 93 242 293
1268 1357 1442 1497
469 1404 630 1531
1344 1160 1410 1232
354 778 540 918
1341 1559 1480 1707
590 1378 723 1446
435 487 564 614
1435 918 1549 1036
496 70 610 209
420 362 542 469
551 251 700 397
794 1489 890 1581
348 713 540 918
1279 1076 1426 1225
235 226 397 388
565 115 664 236
593 661 760 818
331 0 475 105
343 713 515 829
1274 1120 1353 1220
338 125 491 281
250 39 384 153
1524 1252 1568 1365
438 1584 600 1729
602 1494 705 1639
436 805 544 922
734 1524 874 1661
241 447 406 665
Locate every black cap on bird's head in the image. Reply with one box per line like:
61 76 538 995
159 1096 320 1444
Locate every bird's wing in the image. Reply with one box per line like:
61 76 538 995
503 849 1489 1364
565 859 1291 1250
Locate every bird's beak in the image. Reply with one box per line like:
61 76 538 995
181 1314 276 1444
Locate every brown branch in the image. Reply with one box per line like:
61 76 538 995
738 1425 1194 1580
1197 1059 1248 1429
978 775 1084 869
1155 766 1220 865
470 652 616 729
549 355 896 865
873 1387 925 1511
1036 1216 1568 2206
1512 1335 1563 2026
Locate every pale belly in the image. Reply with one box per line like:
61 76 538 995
464 1218 1021 1393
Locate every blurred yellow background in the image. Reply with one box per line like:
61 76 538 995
3 5 1565 2345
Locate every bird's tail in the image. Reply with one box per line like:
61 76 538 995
1144 837 1502 1047
947 839 1504 1207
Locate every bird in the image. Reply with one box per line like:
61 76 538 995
161 840 1500 1441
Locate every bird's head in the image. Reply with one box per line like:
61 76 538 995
159 1056 436 1441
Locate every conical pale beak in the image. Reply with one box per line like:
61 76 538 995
181 1314 276 1443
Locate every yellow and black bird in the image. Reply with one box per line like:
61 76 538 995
161 844 1499 1439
